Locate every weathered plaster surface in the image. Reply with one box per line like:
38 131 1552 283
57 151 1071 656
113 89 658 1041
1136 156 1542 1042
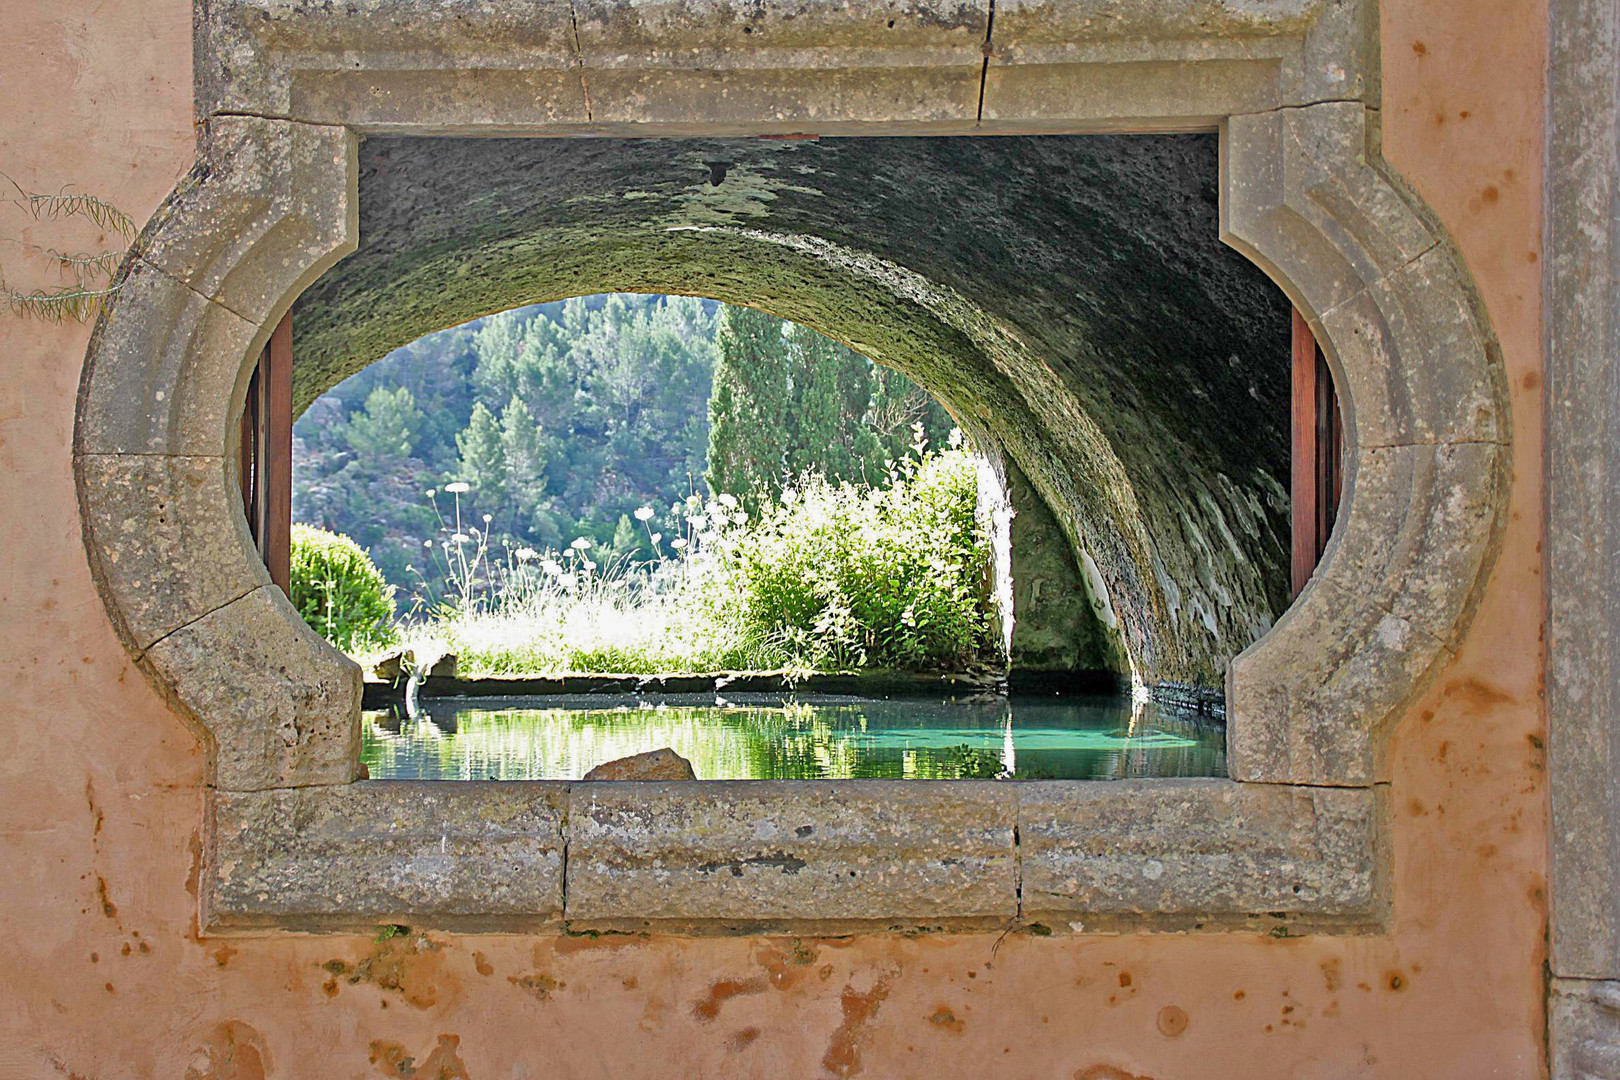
0 0 1551 1077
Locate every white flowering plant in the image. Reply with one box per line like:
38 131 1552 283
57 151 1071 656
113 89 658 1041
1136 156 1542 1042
389 436 991 676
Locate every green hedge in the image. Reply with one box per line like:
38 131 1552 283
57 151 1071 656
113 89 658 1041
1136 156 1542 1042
719 449 992 670
290 524 398 654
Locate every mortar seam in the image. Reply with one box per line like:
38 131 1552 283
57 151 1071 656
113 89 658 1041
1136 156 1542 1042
565 0 593 123
975 0 996 124
559 783 572 924
1235 778 1391 791
134 253 258 326
130 581 265 663
206 109 352 132
1012 800 1023 920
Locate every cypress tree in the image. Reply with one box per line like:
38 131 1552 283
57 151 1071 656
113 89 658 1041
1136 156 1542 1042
706 305 791 513
784 324 880 485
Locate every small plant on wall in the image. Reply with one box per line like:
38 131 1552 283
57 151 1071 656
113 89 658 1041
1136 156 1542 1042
1 173 133 323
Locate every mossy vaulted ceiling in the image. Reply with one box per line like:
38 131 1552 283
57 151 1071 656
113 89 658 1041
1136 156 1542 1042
292 133 1294 694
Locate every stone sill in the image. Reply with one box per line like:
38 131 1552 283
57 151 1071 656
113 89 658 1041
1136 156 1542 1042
203 777 1383 936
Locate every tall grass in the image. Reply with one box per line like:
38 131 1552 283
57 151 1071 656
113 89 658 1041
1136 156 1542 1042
399 480 786 674
420 556 791 676
317 438 997 676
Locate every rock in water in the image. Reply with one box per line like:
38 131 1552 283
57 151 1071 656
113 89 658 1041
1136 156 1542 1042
370 646 456 683
583 748 697 781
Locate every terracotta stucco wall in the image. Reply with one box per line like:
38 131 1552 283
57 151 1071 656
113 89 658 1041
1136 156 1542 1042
0 0 1548 1075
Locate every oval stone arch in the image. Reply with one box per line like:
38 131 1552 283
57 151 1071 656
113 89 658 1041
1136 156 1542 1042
74 1 1507 826
323 265 1155 684
287 131 1298 708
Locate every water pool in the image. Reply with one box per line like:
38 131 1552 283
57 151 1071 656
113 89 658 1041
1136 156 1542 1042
362 693 1225 781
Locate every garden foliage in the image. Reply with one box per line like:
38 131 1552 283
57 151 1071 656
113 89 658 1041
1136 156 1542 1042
294 294 949 602
394 445 993 676
289 524 398 654
719 446 991 670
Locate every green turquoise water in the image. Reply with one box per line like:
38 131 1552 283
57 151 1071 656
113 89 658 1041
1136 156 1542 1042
362 693 1225 781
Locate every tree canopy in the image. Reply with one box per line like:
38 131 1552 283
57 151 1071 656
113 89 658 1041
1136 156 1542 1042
294 294 951 598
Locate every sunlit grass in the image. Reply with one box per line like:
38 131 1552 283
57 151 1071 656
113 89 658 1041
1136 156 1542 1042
415 582 793 676
334 439 996 678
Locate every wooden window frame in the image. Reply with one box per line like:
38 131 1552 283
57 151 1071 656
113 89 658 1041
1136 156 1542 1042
239 312 293 594
1290 308 1342 598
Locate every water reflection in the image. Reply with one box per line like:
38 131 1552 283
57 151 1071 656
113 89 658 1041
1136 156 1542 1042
362 693 1226 781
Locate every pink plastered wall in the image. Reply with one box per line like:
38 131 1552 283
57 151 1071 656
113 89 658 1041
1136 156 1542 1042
0 0 1548 1075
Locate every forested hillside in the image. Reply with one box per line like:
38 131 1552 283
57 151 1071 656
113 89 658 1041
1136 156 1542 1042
293 294 951 593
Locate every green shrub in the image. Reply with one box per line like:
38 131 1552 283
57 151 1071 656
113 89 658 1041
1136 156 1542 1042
714 448 992 670
396 445 993 676
290 524 398 654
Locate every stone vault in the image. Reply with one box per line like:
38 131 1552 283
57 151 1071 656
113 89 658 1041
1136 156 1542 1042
290 132 1293 696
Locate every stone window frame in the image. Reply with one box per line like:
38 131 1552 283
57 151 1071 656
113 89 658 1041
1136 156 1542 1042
74 0 1507 934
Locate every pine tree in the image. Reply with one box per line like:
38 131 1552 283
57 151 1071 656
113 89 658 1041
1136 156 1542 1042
706 305 792 513
609 513 641 562
344 386 422 461
498 395 548 535
456 400 509 505
500 396 546 489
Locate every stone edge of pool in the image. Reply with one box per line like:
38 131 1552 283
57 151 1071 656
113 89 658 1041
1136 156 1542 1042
361 668 1144 709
